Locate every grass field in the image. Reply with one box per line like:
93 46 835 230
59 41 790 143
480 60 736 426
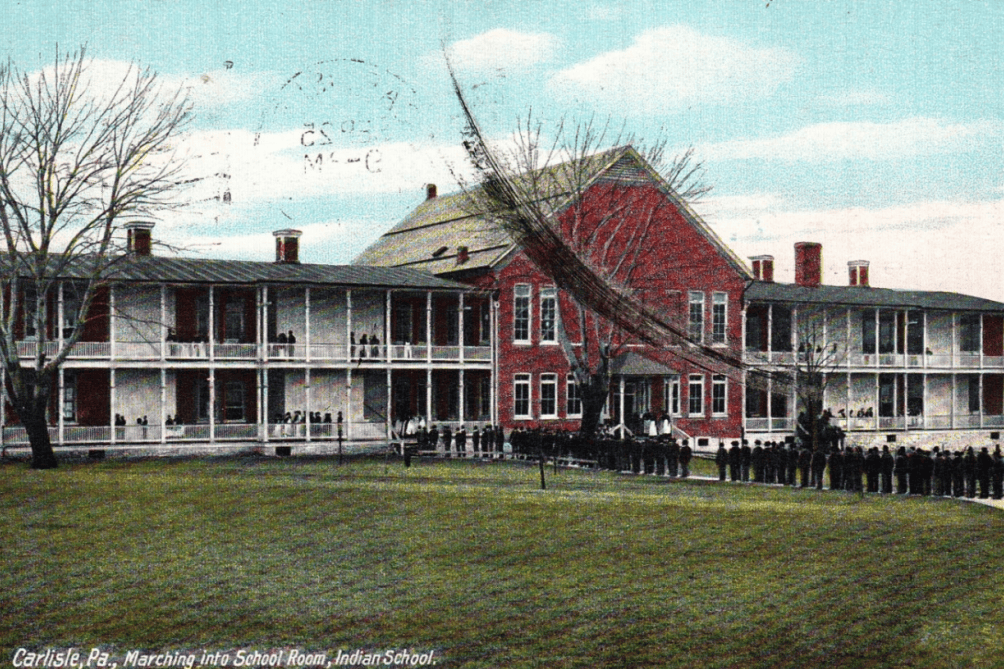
2 453 1004 669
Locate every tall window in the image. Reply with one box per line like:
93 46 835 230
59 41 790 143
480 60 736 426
514 285 531 343
479 376 491 419
63 372 77 422
540 287 557 343
224 301 244 342
712 375 727 415
688 374 704 417
879 311 897 354
861 309 876 354
688 291 704 342
195 377 210 422
566 375 582 417
62 283 82 339
666 377 680 415
23 284 39 338
712 292 727 344
540 373 557 418
772 305 792 352
514 373 531 419
480 302 491 346
960 314 981 353
224 380 245 422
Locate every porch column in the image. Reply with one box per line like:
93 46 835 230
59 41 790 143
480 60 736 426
110 369 117 445
874 373 880 431
262 285 269 362
923 311 928 369
951 373 957 429
109 286 116 360
952 313 957 368
385 290 392 362
845 371 851 430
846 308 852 369
766 373 772 433
386 367 392 439
305 367 311 442
346 367 353 440
160 368 167 444
922 372 928 430
426 291 433 364
980 373 984 428
262 368 269 443
208 369 215 443
980 314 985 370
58 367 64 445
874 309 880 368
305 286 311 362
208 286 215 361
459 369 465 425
767 304 773 362
458 292 465 364
57 283 64 351
160 285 167 361
426 367 433 427
346 289 352 362
619 376 626 439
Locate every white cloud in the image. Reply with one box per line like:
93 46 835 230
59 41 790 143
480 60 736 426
550 26 798 114
445 29 560 73
701 117 1003 163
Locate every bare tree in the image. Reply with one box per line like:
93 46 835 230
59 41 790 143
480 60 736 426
0 49 192 468
451 83 739 438
789 307 846 451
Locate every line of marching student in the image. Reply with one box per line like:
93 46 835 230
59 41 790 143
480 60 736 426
711 439 1004 500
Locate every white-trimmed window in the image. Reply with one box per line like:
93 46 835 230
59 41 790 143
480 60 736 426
688 374 704 417
540 373 557 418
63 372 77 422
514 285 531 343
566 375 582 417
224 380 245 422
688 291 704 343
514 373 531 419
665 376 680 416
540 287 557 343
712 292 727 345
712 374 727 416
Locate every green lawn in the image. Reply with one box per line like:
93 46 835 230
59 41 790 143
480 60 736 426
2 454 1003 669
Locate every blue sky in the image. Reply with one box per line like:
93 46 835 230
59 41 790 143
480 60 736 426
6 0 1004 300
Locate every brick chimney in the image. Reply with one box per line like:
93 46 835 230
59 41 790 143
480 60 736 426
273 229 302 264
426 183 437 200
750 255 774 282
456 245 469 265
125 222 155 256
848 260 870 287
794 242 822 287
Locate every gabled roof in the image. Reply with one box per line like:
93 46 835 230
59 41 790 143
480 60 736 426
3 254 470 291
352 146 751 279
746 281 1004 313
609 351 678 376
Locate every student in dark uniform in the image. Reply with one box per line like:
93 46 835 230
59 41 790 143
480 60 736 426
729 441 742 482
667 438 679 477
894 447 909 494
442 425 452 457
993 446 1004 500
740 440 751 482
811 448 827 490
977 446 993 499
715 442 728 481
865 447 880 493
829 447 843 491
751 441 764 483
964 447 977 498
881 445 895 494
679 439 692 478
952 450 965 498
786 443 798 486
798 445 811 488
471 426 481 456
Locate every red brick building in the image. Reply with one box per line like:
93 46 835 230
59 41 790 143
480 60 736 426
354 146 751 445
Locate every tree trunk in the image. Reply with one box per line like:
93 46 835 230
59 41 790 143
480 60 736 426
23 407 57 469
578 380 609 438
